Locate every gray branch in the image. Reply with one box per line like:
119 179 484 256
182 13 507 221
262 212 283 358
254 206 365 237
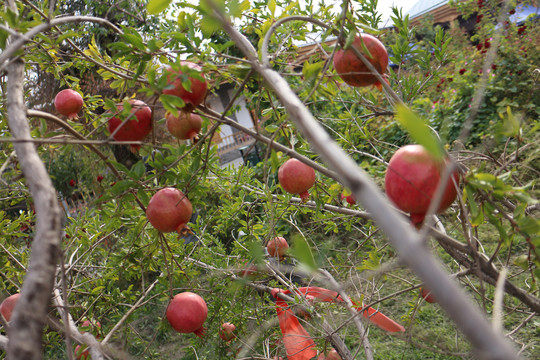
6 60 63 359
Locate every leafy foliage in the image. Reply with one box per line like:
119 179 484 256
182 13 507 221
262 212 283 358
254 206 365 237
0 0 539 359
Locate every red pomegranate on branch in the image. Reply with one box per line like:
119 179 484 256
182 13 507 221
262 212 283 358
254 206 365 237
55 89 84 119
107 99 152 152
163 62 208 111
278 158 316 201
333 33 389 90
385 144 459 227
146 187 193 233
166 111 202 140
166 292 208 337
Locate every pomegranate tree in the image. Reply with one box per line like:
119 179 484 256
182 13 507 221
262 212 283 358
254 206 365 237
219 322 236 341
266 236 289 259
0 293 20 322
166 112 202 140
384 144 459 226
278 158 316 200
333 34 389 89
146 187 193 233
166 292 208 337
107 99 152 152
163 62 208 111
54 89 84 119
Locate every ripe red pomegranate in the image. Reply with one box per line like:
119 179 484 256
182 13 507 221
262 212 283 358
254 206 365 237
326 349 342 360
333 34 389 89
219 322 236 341
0 293 20 322
166 112 202 140
163 62 208 111
107 99 152 152
278 158 316 200
341 192 356 205
146 187 192 233
384 145 459 226
74 345 89 360
80 319 102 338
420 288 436 303
54 89 84 119
166 292 208 337
267 237 289 259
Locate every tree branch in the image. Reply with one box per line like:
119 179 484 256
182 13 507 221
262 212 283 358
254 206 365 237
0 16 122 72
6 59 63 359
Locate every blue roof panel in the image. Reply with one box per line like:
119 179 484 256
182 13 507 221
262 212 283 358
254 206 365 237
405 0 450 20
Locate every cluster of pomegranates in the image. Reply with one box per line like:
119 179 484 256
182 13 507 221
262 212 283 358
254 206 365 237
164 62 207 141
53 61 208 153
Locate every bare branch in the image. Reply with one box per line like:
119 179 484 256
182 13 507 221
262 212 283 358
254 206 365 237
319 269 373 360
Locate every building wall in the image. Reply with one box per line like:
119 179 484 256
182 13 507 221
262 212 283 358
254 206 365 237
206 85 257 167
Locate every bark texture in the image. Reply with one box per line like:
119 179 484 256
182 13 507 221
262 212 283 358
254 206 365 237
7 60 63 359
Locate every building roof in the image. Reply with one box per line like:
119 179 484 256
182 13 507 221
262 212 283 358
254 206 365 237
406 0 450 20
405 0 463 26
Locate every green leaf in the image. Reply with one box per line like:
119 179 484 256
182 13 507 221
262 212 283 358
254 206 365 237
496 106 521 138
395 104 444 160
200 16 221 37
302 61 324 83
517 217 540 237
110 180 135 195
159 94 185 116
137 189 150 207
268 0 276 15
247 238 264 265
344 31 356 50
229 0 250 18
147 0 172 15
290 234 317 271
265 124 279 133
271 150 279 174
513 255 529 270
130 161 146 180
122 30 145 51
